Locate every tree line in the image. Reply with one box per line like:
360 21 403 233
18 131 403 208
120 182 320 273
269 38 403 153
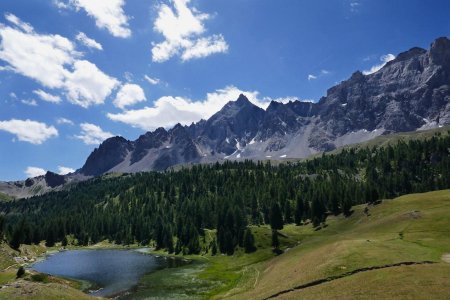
1 132 449 255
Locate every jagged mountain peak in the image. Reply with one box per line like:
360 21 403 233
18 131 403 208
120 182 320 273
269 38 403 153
266 100 285 112
77 37 450 176
236 93 252 105
393 47 427 63
430 36 450 66
219 94 260 115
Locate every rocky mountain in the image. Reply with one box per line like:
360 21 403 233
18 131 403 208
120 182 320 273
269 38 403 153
0 171 86 199
76 37 450 175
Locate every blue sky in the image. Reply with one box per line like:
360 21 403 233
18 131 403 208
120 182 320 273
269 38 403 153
0 0 449 180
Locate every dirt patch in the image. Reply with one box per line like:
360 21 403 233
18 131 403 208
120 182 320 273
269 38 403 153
441 254 450 263
402 210 422 219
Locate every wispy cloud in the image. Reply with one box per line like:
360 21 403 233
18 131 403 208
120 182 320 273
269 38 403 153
76 32 103 50
56 117 74 125
363 54 395 75
308 69 331 81
33 89 62 104
21 99 38 106
144 75 160 85
349 1 361 13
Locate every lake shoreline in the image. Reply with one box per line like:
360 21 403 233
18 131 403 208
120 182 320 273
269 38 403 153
28 246 194 299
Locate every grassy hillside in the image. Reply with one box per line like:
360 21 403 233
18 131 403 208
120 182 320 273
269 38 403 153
0 190 449 299
225 189 450 299
333 125 450 153
0 192 14 202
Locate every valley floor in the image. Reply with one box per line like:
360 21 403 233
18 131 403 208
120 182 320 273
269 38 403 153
1 190 450 299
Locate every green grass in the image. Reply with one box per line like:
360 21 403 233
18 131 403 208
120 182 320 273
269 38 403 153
0 192 14 202
1 189 449 299
229 189 450 299
129 190 450 299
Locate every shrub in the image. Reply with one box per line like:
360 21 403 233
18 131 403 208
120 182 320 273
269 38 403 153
16 266 25 278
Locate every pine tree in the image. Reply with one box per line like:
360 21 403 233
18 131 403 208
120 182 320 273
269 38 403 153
294 197 304 225
243 228 256 253
271 230 279 249
270 203 284 230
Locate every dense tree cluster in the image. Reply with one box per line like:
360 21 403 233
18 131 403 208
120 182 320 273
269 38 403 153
1 133 450 255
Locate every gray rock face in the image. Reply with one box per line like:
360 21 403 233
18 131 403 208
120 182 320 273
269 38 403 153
80 136 134 176
44 171 65 188
79 37 450 176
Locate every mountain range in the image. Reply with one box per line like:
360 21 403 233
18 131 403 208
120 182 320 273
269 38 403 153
1 36 449 197
79 37 450 176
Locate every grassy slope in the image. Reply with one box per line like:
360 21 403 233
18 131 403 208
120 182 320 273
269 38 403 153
133 227 308 299
0 192 14 202
226 190 450 299
0 189 449 299
331 125 450 154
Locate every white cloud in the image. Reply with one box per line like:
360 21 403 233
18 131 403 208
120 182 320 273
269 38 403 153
363 54 395 75
152 0 228 62
0 14 79 88
53 0 70 9
308 70 331 81
21 99 38 106
56 117 74 125
349 1 361 13
75 123 114 145
4 13 33 33
25 166 46 178
180 34 228 61
0 119 58 144
124 71 134 82
70 0 131 38
113 83 146 109
75 32 103 50
0 65 13 72
107 86 280 130
0 14 119 108
144 75 160 85
65 60 119 108
58 166 75 175
33 89 62 103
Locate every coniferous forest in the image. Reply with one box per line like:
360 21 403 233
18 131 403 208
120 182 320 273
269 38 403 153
1 133 450 255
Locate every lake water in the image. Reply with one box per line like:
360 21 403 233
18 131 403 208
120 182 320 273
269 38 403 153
31 249 185 298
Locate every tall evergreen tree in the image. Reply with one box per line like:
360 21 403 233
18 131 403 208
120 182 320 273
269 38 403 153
270 203 284 231
243 228 256 253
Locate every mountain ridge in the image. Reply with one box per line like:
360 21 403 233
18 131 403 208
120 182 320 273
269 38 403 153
78 36 450 176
